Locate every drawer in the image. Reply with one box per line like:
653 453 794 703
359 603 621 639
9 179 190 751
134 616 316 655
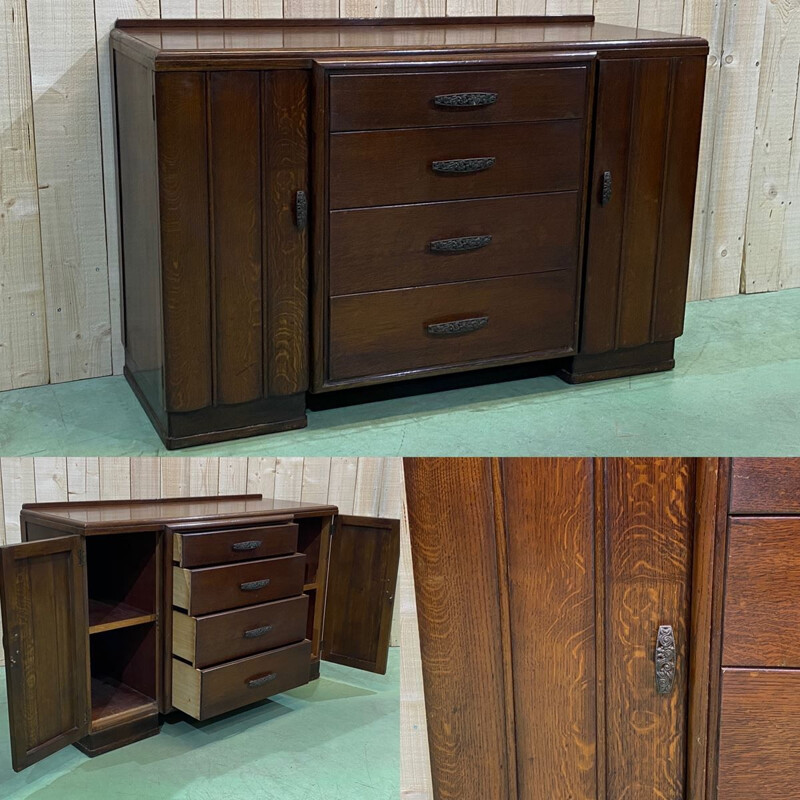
329 192 579 295
328 270 577 383
173 595 309 668
329 65 589 132
329 119 585 209
172 639 312 721
173 522 298 568
173 554 305 616
723 517 800 667
718 669 800 800
730 458 800 514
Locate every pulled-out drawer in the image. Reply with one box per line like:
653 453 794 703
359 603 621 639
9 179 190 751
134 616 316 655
173 523 298 568
329 65 589 132
723 517 800 667
328 270 577 383
717 669 800 800
329 192 580 295
173 595 309 668
172 640 313 720
173 554 306 615
329 119 585 209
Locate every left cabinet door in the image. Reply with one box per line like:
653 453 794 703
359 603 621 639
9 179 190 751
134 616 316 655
0 536 90 771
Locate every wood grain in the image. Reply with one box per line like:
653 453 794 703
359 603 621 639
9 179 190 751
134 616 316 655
729 458 800 514
404 458 511 800
502 458 597 800
723 517 800 668
603 458 695 800
717 669 800 800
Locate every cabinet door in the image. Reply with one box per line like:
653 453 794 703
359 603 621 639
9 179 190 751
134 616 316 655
321 514 400 674
602 458 695 800
0 536 90 771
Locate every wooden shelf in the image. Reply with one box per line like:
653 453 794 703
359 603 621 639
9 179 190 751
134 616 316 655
91 676 157 731
88 599 156 634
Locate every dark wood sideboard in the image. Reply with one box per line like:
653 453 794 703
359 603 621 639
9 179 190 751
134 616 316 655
0 495 399 772
110 16 708 448
403 458 800 800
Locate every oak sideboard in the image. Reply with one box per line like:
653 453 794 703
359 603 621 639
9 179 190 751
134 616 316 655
0 495 399 772
110 16 708 448
404 458 800 800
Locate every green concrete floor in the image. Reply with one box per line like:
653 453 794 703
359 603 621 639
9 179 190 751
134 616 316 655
0 650 399 800
1 289 798 456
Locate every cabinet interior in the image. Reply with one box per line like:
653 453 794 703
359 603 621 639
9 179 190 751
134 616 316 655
296 516 323 587
86 532 160 730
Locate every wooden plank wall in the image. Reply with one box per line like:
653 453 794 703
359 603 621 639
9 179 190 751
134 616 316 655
0 0 797 392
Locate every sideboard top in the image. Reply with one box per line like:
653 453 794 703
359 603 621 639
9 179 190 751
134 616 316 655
21 494 338 534
112 16 708 70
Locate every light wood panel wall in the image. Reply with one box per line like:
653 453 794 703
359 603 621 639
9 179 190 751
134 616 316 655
2 0 796 393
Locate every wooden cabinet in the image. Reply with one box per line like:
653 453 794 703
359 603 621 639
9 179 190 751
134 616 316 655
110 16 707 448
404 458 800 800
0 496 399 772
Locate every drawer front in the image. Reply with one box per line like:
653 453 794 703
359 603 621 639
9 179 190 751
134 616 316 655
174 554 306 615
329 65 589 132
173 595 309 668
718 669 800 800
174 523 298 568
330 119 585 209
329 270 576 383
730 458 800 514
173 639 312 721
723 517 800 667
329 192 579 295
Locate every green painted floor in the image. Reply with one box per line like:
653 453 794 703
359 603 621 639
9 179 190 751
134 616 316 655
1 289 799 456
0 650 399 800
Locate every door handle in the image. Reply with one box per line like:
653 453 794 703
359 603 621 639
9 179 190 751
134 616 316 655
434 91 498 108
600 170 613 206
432 157 496 175
429 234 492 254
295 190 308 230
655 625 676 695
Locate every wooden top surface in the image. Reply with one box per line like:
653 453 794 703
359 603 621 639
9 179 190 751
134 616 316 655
112 16 708 69
21 494 337 533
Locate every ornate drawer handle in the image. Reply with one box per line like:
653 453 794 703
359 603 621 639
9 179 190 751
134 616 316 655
240 578 271 591
432 157 496 175
655 625 676 695
434 91 498 108
295 190 308 230
427 317 489 337
601 170 613 206
429 234 492 254
244 625 273 639
232 540 262 552
248 673 277 688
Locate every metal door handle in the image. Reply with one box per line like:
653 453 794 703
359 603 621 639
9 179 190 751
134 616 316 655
429 235 492 254
240 579 271 591
427 317 489 337
655 625 676 694
432 157 496 175
296 190 308 230
434 92 498 108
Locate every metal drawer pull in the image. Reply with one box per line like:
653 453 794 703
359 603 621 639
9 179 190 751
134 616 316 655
601 170 613 206
232 540 262 552
240 578 271 591
430 234 492 254
296 189 308 230
432 157 496 175
427 317 489 337
248 673 277 688
655 624 676 695
434 91 498 108
244 625 273 639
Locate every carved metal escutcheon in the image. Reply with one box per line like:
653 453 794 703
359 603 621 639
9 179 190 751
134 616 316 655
655 624 676 695
427 317 489 337
429 235 493 254
432 157 496 175
434 92 499 108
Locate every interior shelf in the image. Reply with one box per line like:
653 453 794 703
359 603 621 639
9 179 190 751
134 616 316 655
91 675 158 731
88 598 157 634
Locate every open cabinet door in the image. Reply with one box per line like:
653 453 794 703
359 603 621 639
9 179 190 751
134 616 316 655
322 515 400 674
0 536 90 771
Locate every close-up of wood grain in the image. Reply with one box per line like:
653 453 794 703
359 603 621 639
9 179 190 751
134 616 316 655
0 0 797 392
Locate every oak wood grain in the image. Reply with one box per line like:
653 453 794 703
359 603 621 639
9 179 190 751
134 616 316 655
502 458 597 800
603 458 695 800
723 517 800 668
729 458 800 515
404 458 511 800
